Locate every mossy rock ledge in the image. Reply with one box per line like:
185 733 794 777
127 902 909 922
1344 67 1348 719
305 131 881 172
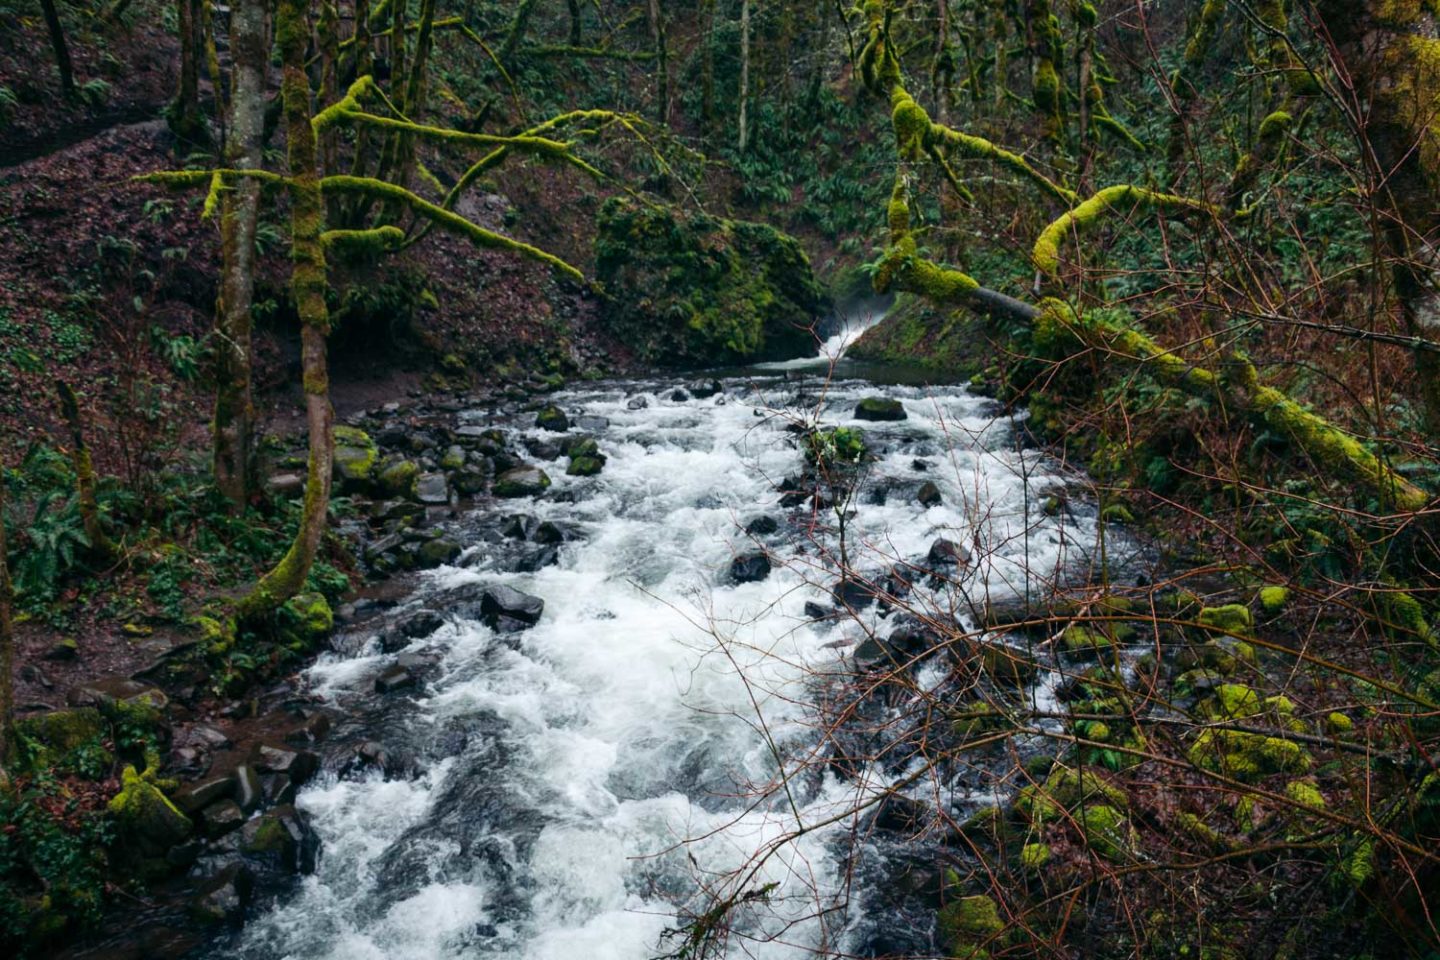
594 197 827 366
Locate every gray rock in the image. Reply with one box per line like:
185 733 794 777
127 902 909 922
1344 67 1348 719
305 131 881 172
731 552 771 584
416 538 462 569
916 481 943 508
479 585 545 630
375 665 416 694
397 609 446 639
535 404 570 432
415 472 450 505
199 799 246 838
233 764 263 813
189 865 253 925
253 744 319 786
854 397 907 421
927 538 971 566
494 465 551 498
174 772 237 814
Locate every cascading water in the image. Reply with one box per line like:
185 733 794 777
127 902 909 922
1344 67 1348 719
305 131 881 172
207 367 1119 960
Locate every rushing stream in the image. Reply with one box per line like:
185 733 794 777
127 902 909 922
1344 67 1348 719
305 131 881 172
208 345 1122 960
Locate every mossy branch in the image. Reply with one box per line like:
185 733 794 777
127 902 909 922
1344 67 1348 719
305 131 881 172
319 175 583 280
1033 185 1218 275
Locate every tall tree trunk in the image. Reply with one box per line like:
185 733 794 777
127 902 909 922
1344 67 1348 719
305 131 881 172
213 0 267 508
172 0 206 142
737 0 752 153
239 0 334 620
38 0 74 98
56 381 115 561
647 0 669 125
0 464 13 770
1316 1 1440 432
701 0 716 132
567 0 582 46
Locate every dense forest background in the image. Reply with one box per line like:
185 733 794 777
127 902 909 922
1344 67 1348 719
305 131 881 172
1 1 1439 958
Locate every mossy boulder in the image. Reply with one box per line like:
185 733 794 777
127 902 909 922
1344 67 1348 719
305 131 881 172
1061 624 1113 657
107 764 191 857
566 455 605 477
332 426 378 492
1197 604 1253 636
494 465 552 498
847 292 994 378
937 894 1005 959
594 197 826 366
1076 804 1136 861
1019 842 1051 871
534 404 570 432
16 708 106 755
278 592 333 650
1188 729 1311 782
377 458 421 498
1258 585 1290 615
1015 763 1129 823
854 397 907 421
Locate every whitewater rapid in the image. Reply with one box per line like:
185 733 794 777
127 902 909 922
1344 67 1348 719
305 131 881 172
213 373 1112 960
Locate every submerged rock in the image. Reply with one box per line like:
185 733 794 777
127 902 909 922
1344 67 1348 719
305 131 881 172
730 551 771 584
854 397 907 421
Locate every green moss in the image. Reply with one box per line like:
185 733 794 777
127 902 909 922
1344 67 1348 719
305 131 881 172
1019 842 1051 871
1324 711 1353 734
16 709 106 755
1077 804 1135 861
1205 684 1262 719
1197 604 1253 636
593 197 826 366
378 459 421 498
1174 811 1230 851
1033 186 1215 275
1016 764 1128 822
1062 624 1113 656
1284 779 1325 810
1258 585 1290 615
279 591 333 649
1100 503 1135 524
107 764 191 849
566 455 605 477
1188 729 1311 782
938 894 1005 958
332 426 378 486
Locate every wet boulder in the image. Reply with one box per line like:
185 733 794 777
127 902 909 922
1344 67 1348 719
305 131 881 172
233 764 263 813
253 744 320 787
494 465 552 498
333 426 379 493
927 537 971 567
566 454 606 477
397 609 446 640
415 538 462 569
173 771 236 814
479 585 545 632
534 404 570 432
730 551 772 584
189 864 254 926
67 677 168 711
108 765 193 858
377 458 421 498
916 481 943 508
854 397 907 421
415 472 450 505
278 592 333 650
240 804 320 876
375 665 417 694
745 516 779 536
198 799 245 839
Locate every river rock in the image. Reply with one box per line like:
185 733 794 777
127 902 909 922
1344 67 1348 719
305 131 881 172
566 454 605 476
479 585 545 631
377 459 421 498
626 396 649 410
240 804 319 875
189 864 253 926
494 465 552 498
333 426 379 492
67 677 168 711
253 744 319 786
731 551 771 584
173 771 236 814
855 397 907 421
916 481 943 508
514 546 560 572
199 799 245 838
415 538 461 568
535 404 570 432
397 609 446 639
502 513 539 540
233 764 263 813
375 665 417 694
927 538 971 566
745 516 779 536
525 438 562 461
689 379 722 399
415 472 450 505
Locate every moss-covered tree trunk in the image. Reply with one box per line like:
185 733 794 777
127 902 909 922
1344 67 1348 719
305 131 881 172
56 381 115 560
213 0 268 508
38 0 74 98
1317 0 1440 431
238 0 334 621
